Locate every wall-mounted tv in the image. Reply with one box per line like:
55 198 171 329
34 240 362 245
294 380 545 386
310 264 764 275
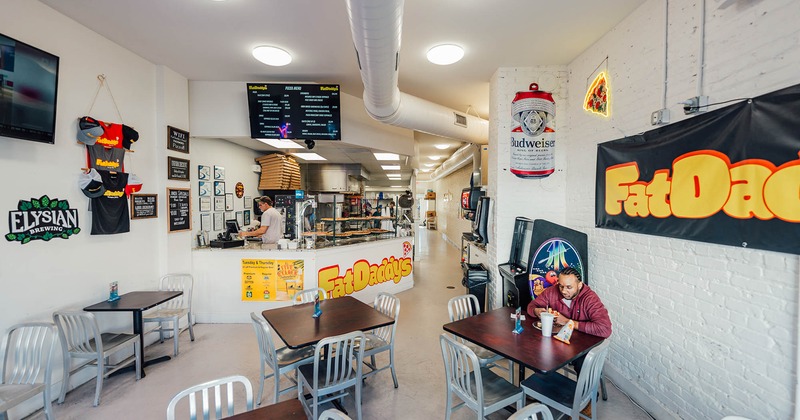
0 33 59 144
246 83 340 141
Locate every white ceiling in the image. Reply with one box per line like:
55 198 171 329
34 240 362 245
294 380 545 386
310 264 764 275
40 0 645 187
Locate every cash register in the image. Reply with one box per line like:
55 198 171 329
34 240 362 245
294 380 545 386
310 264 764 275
210 220 245 248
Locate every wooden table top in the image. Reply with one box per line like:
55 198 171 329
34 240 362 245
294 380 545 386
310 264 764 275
443 306 604 374
84 290 183 312
226 398 305 419
262 296 394 349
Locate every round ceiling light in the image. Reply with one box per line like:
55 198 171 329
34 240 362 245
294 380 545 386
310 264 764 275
252 46 292 66
426 44 464 65
435 144 450 150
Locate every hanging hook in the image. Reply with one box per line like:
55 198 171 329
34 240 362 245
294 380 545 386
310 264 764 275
97 74 106 85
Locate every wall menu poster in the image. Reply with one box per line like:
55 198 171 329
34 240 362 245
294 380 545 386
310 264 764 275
167 188 191 233
130 194 157 219
167 126 190 153
168 156 190 181
241 259 305 301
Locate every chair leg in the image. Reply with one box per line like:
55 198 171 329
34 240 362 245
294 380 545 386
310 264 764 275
444 389 452 420
272 371 280 405
355 380 363 420
188 313 195 342
390 348 398 388
173 319 180 356
43 385 54 420
509 360 515 383
159 321 166 343
256 363 266 406
134 340 142 381
600 377 608 401
94 357 105 406
58 354 70 403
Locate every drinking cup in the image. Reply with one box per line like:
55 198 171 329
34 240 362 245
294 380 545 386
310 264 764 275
540 312 555 337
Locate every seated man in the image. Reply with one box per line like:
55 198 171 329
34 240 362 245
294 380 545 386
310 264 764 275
527 266 611 373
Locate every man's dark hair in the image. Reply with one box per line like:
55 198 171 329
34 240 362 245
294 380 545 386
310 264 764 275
558 266 583 282
259 196 273 206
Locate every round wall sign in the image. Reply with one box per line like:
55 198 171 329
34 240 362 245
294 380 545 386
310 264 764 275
235 182 244 198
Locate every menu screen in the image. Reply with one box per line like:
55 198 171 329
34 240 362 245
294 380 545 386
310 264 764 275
247 83 341 141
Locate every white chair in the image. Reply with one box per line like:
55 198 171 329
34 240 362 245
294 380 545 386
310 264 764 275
143 273 195 356
520 341 610 420
447 294 514 382
166 374 253 420
249 312 314 405
320 408 353 419
293 287 326 305
53 310 141 406
297 331 365 420
508 403 555 420
360 292 400 388
0 322 57 420
439 333 524 420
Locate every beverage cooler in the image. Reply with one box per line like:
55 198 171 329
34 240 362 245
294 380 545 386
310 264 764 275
500 218 588 311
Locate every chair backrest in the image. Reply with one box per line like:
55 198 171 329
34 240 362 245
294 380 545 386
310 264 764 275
320 408 353 420
2 322 57 387
312 331 364 391
448 294 480 322
508 402 554 420
159 273 193 311
439 333 483 410
293 287 326 305
249 312 278 370
371 292 400 342
573 341 610 412
53 311 104 355
166 374 253 420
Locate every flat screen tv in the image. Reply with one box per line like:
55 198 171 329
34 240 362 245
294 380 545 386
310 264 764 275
0 33 59 144
246 83 340 141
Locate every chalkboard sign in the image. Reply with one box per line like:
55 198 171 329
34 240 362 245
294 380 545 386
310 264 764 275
167 188 191 233
131 194 158 219
168 156 190 181
167 126 190 153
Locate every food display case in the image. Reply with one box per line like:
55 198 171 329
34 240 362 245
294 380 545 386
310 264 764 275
303 195 399 249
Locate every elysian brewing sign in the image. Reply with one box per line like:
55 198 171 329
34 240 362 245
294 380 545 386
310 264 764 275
6 195 80 244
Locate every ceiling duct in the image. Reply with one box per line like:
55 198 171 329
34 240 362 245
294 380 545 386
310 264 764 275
345 0 489 145
429 143 480 182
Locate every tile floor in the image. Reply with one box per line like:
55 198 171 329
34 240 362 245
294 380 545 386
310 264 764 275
30 229 654 419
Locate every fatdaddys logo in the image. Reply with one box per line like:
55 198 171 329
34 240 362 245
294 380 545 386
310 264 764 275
6 195 80 244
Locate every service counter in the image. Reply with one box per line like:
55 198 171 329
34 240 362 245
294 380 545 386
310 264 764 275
192 237 414 323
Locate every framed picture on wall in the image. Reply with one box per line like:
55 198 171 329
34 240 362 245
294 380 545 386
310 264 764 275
214 166 225 180
244 210 251 226
199 196 211 212
225 211 234 222
225 193 234 211
198 165 211 181
214 195 225 211
200 213 211 231
214 181 225 196
244 195 252 209
199 181 210 197
236 211 244 227
213 212 224 231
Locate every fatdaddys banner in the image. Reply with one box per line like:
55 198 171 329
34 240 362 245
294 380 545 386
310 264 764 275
596 83 800 255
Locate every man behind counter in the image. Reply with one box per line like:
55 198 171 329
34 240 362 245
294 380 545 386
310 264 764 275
240 196 283 244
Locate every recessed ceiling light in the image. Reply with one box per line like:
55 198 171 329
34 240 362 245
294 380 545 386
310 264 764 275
252 46 292 66
429 156 442 160
424 163 437 167
420 169 431 173
373 153 399 161
426 44 464 65
381 165 401 170
390 185 404 188
256 138 304 149
291 153 327 161
435 144 451 150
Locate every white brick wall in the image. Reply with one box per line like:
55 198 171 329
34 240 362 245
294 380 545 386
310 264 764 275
487 0 800 418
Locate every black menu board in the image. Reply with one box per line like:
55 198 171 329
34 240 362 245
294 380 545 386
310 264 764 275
131 194 158 219
247 83 341 141
167 188 191 233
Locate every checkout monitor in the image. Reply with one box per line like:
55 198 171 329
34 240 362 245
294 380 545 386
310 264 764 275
225 219 240 237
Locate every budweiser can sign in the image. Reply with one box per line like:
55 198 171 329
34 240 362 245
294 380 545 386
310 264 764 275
510 83 556 178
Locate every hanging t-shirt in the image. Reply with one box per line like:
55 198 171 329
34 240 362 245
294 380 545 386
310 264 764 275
91 170 130 235
93 120 139 150
86 143 125 172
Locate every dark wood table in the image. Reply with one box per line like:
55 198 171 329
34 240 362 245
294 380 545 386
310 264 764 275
443 306 604 378
226 398 305 419
84 290 183 378
262 295 395 349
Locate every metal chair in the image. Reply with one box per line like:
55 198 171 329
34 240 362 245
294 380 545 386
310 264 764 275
249 312 314 405
166 374 253 420
447 294 514 382
297 331 365 420
439 333 524 420
53 310 141 407
0 322 57 420
520 341 610 420
293 287 326 305
508 403 555 420
320 408 353 419
360 292 400 388
142 273 195 356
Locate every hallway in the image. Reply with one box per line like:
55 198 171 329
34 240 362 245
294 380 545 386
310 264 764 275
36 229 653 419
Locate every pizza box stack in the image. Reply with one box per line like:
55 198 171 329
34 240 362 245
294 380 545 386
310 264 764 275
256 153 301 190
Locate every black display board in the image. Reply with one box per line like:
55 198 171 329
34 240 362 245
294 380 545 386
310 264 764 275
167 188 191 233
168 156 190 181
130 194 157 219
246 83 341 140
167 126 190 153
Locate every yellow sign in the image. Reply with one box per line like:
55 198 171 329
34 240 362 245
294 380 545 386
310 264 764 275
241 259 304 301
584 72 609 117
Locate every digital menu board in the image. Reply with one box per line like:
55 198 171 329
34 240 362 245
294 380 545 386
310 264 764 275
247 83 341 141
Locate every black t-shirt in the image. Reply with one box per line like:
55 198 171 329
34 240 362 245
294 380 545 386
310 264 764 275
91 171 130 235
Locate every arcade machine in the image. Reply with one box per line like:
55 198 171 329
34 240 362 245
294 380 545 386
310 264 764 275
501 219 588 310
